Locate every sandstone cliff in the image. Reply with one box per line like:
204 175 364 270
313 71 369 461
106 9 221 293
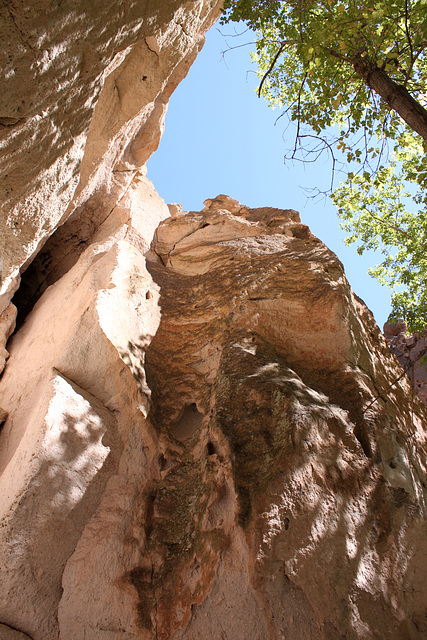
1 3 427 640
0 0 221 355
1 187 426 639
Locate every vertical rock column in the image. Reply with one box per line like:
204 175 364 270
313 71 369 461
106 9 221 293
0 175 170 639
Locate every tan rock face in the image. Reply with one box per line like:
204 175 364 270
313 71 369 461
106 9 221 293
0 173 169 640
0 0 221 314
0 624 32 640
1 190 427 639
0 303 16 373
1 5 427 637
145 199 427 639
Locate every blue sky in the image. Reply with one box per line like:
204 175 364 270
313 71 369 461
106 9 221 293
147 25 392 329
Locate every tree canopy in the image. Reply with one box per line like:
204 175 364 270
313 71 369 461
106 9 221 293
221 0 427 330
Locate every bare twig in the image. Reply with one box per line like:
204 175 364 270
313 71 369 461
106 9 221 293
363 345 427 412
298 134 338 191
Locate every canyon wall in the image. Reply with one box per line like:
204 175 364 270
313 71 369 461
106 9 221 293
0 0 221 359
1 3 427 640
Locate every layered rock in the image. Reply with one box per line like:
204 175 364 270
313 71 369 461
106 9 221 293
1 186 426 639
0 0 221 316
1 4 427 637
146 195 427 639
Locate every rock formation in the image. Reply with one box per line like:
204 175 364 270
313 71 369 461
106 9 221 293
1 186 427 639
1 3 427 640
0 0 221 328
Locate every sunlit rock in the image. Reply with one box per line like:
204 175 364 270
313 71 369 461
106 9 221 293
0 0 222 314
144 198 427 640
0 0 426 636
1 187 427 639
0 303 16 373
385 323 427 407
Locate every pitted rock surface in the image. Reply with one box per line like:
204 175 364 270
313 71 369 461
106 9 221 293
1 190 427 639
1 3 427 634
0 0 221 314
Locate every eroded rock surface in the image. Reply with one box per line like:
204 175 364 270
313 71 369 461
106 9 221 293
0 624 33 640
1 189 427 639
146 196 427 639
1 4 427 635
0 0 221 314
0 172 169 640
0 303 16 373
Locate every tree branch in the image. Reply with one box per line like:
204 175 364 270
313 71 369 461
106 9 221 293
258 42 286 97
352 55 427 141
360 206 412 239
363 345 427 412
